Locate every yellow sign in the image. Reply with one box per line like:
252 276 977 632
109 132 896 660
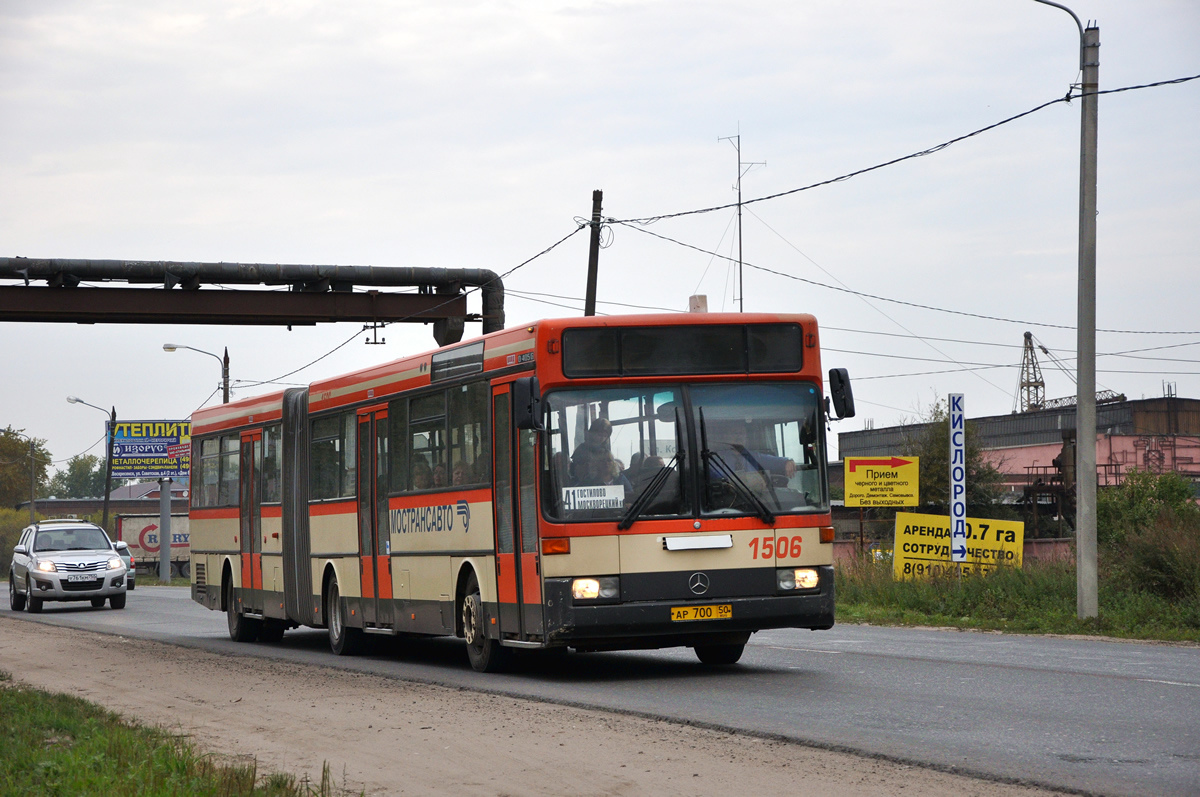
893 511 1024 579
844 456 919 507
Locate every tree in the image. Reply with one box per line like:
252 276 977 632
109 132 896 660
900 399 1008 516
0 426 51 509
44 454 109 499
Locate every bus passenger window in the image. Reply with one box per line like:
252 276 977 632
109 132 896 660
198 438 220 507
219 435 239 506
449 381 490 485
310 416 342 500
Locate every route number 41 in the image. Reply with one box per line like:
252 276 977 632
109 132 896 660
748 536 802 559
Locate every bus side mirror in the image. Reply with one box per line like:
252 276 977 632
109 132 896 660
828 368 855 419
512 376 544 431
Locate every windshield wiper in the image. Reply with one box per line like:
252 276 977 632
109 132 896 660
698 408 775 525
619 406 683 531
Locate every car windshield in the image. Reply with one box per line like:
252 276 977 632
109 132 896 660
691 382 826 516
33 527 112 552
542 381 827 523
544 386 686 523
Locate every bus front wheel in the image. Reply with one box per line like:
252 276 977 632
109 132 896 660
694 642 745 665
462 572 510 673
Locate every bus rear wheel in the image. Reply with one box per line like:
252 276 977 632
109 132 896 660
226 581 259 642
694 642 745 665
327 579 362 656
462 572 510 673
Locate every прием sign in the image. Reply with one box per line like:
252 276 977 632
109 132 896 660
844 456 919 507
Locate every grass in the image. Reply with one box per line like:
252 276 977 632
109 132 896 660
835 556 1200 643
0 670 359 796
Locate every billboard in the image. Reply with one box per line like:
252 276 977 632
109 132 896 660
110 420 191 479
893 511 1024 579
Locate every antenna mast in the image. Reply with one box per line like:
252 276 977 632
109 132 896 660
718 132 764 312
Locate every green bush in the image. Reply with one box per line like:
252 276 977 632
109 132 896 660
0 508 39 574
1097 469 1198 547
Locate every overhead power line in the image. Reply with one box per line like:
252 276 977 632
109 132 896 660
611 74 1200 226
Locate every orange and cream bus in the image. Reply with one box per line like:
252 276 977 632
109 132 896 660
188 313 855 671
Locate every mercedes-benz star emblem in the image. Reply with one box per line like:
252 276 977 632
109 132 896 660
688 572 710 595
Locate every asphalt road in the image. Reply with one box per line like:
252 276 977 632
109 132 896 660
4 587 1198 797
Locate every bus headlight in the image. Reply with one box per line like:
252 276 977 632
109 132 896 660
572 576 619 602
777 568 819 591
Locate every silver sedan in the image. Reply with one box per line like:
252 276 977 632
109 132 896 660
8 519 129 612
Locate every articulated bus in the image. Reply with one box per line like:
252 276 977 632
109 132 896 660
188 313 855 671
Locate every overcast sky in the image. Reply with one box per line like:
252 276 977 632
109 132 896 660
2 0 1198 473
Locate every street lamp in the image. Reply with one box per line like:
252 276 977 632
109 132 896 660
1032 0 1100 621
164 344 230 404
67 396 116 533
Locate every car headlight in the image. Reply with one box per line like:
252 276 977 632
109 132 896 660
572 576 619 601
35 560 57 573
777 568 820 591
107 558 124 570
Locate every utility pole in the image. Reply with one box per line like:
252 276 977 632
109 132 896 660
222 347 231 404
717 133 764 312
1032 1 1099 620
1076 22 1100 620
102 407 115 533
28 438 36 524
584 189 603 317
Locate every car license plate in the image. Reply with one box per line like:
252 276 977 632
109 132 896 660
67 574 95 582
670 604 732 622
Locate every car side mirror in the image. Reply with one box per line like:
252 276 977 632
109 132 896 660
828 367 856 420
114 541 129 551
14 544 27 555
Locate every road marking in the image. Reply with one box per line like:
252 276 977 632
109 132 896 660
758 645 845 654
1137 677 1200 689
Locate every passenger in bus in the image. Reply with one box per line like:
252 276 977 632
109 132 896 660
569 417 620 487
451 462 469 486
433 463 447 488
573 455 633 495
621 451 644 484
412 460 434 490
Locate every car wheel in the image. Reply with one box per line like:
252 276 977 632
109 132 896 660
694 642 745 665
109 592 126 610
225 580 259 642
326 579 362 655
9 575 26 612
127 578 135 591
26 584 43 614
462 572 510 673
91 597 106 608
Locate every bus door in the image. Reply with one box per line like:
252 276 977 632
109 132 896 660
492 386 545 642
356 407 393 628
239 430 263 613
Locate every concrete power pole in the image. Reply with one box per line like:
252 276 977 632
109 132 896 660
584 190 603 317
1076 23 1100 620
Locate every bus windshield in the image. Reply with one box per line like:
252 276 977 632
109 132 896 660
543 382 826 523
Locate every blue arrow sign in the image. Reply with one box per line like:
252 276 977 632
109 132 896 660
952 545 967 558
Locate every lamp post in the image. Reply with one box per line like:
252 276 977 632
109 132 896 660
164 344 230 404
1032 0 1099 620
67 396 116 533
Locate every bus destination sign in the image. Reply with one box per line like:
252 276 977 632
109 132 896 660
844 456 919 507
110 420 191 479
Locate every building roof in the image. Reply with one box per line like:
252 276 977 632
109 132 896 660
840 395 1200 458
